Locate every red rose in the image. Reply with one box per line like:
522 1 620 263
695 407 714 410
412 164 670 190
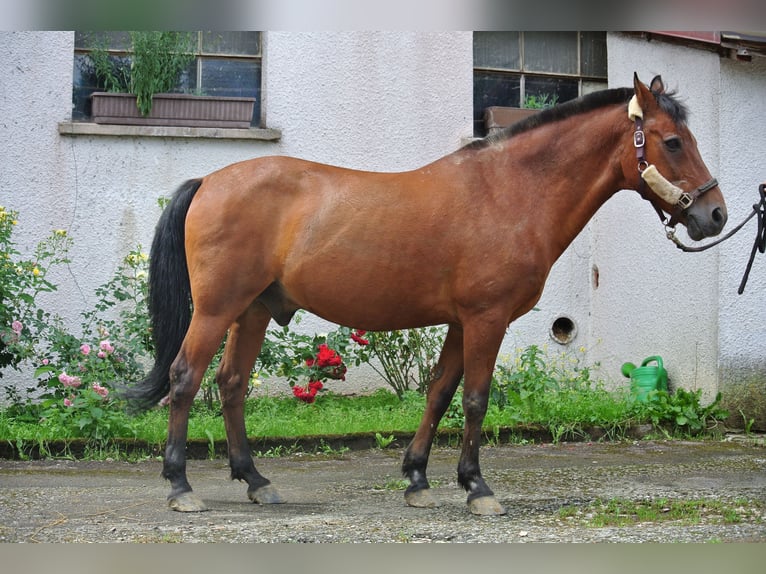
351 329 369 345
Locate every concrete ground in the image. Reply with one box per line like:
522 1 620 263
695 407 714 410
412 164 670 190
1 436 765 543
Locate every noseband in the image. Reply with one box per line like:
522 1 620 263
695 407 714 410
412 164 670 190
630 98 718 228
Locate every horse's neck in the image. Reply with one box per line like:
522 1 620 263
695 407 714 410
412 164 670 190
484 105 629 256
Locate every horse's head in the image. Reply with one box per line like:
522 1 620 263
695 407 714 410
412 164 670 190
626 73 727 240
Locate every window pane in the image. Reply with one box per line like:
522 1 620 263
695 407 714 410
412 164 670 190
525 76 579 104
582 80 608 95
473 32 520 70
200 59 260 97
580 32 607 77
523 32 577 74
72 54 96 120
200 59 262 125
75 31 130 51
473 71 521 136
202 32 261 56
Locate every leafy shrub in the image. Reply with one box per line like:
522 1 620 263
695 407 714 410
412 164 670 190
352 326 447 397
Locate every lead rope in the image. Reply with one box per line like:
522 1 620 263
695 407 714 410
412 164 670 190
736 183 766 294
665 183 766 294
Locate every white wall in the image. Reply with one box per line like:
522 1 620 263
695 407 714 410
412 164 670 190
595 34 723 399
716 54 766 418
598 33 766 408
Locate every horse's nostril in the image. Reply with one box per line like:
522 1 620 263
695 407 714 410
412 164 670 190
712 207 726 226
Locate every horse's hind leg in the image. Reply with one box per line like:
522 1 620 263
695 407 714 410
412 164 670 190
164 313 232 512
216 303 285 504
402 324 464 508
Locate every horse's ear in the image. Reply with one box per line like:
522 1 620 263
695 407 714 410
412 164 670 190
633 72 658 114
649 75 665 94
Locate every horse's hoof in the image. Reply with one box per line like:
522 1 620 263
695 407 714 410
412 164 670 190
404 488 441 508
468 495 506 516
168 491 208 512
248 483 286 504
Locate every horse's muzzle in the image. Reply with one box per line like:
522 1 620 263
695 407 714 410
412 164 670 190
686 203 728 240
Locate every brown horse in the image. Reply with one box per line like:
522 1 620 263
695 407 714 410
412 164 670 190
125 74 727 515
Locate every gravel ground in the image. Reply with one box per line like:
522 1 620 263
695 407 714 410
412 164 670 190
1 437 765 543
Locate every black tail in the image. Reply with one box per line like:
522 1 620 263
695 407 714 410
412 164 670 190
123 178 203 413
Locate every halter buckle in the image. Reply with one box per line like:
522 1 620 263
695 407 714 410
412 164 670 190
633 130 645 148
677 192 694 209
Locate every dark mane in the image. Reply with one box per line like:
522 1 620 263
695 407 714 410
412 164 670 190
463 86 688 151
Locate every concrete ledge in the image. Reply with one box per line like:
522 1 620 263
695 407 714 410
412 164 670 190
58 122 282 141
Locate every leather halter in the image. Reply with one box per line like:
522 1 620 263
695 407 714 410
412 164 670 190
633 115 719 228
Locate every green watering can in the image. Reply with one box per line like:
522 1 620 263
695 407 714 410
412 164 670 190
621 356 668 402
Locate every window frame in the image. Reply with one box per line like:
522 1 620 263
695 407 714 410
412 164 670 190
473 31 608 137
71 31 264 128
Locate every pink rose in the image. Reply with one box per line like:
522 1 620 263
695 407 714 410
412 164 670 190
11 320 22 335
92 383 109 398
58 371 82 388
80 343 91 355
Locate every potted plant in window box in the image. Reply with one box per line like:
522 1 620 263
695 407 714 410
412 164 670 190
87 31 256 129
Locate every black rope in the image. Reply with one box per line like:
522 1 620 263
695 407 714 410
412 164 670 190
737 183 766 294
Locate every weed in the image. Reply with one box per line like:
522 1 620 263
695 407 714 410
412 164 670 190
254 443 302 458
567 497 764 528
374 432 395 449
315 439 350 456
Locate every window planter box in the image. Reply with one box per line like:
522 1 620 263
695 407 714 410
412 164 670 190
91 92 256 129
484 106 538 136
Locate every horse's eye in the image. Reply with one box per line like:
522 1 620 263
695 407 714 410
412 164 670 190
664 137 682 152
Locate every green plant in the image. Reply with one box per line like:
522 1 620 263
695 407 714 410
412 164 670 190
352 326 447 397
491 345 564 412
374 432 395 449
1 213 152 441
0 206 72 379
635 388 729 435
86 31 196 116
523 92 559 109
489 345 636 441
565 497 763 528
739 409 755 434
256 314 364 403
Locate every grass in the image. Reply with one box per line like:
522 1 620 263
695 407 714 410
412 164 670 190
0 382 729 458
0 389 427 448
558 497 764 527
0 343 732 461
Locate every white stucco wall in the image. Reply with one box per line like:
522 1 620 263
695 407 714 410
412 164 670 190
716 54 766 416
596 33 766 405
594 34 723 399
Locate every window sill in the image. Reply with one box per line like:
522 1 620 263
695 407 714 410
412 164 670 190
58 122 281 141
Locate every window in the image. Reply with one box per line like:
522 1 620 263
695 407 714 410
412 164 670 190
473 32 608 136
72 31 262 127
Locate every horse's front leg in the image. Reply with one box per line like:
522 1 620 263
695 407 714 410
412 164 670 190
218 304 284 505
402 324 464 508
457 317 507 516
